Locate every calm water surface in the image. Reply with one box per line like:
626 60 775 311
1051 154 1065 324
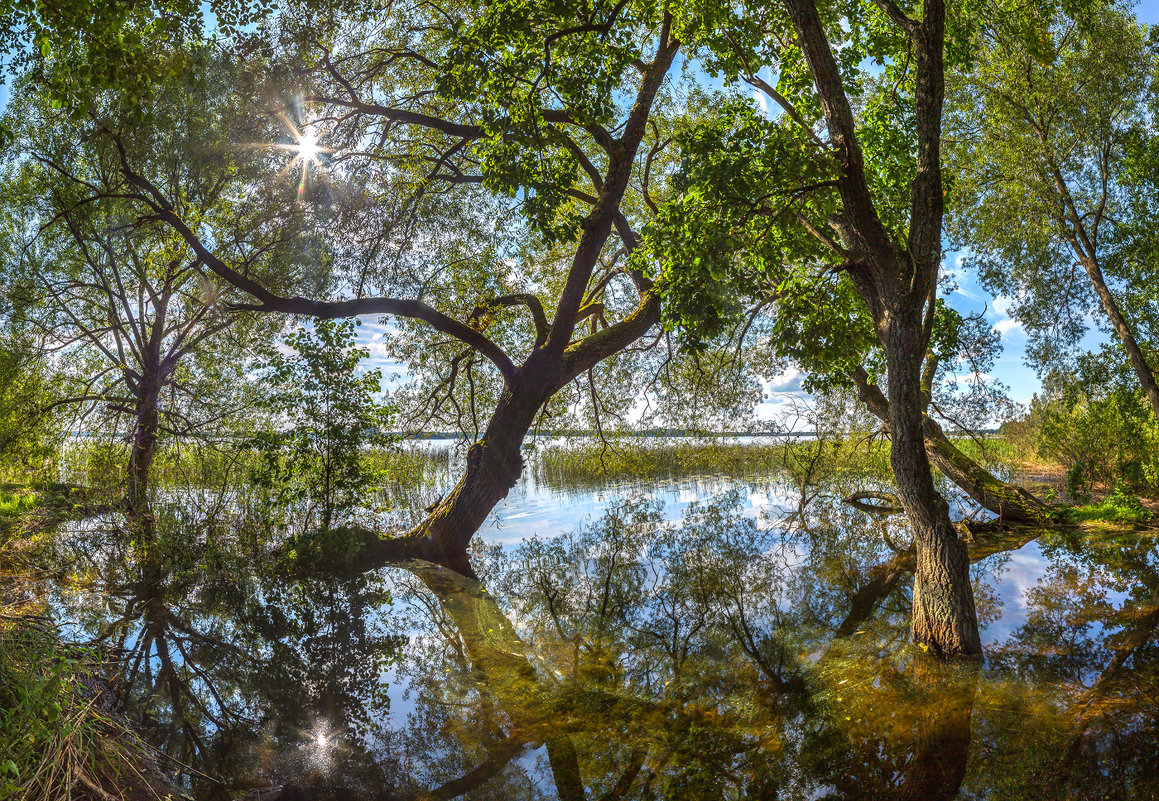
20 463 1159 800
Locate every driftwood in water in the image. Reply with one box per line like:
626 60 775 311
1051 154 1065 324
845 491 905 515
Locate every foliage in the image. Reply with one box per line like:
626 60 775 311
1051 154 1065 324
280 524 385 573
0 336 59 482
0 0 272 122
249 318 397 530
946 0 1159 376
0 488 38 519
0 613 154 801
1023 368 1159 496
1071 481 1154 524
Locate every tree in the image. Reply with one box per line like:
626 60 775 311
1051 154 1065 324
648 0 986 654
0 0 270 117
1 78 276 515
26 0 694 572
947 0 1159 419
251 318 396 531
0 332 59 479
753 0 981 655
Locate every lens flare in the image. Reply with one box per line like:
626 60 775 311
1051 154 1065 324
297 130 321 164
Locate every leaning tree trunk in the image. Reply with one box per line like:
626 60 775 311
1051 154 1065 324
1081 256 1159 422
851 366 1058 524
885 315 982 657
367 356 559 573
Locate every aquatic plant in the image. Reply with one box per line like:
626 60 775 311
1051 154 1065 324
534 437 895 490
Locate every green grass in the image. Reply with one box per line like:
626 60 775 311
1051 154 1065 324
57 440 450 495
1070 482 1154 524
0 489 39 519
0 610 158 800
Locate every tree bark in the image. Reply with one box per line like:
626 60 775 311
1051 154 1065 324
883 310 981 657
783 0 981 657
126 376 160 519
851 366 1059 524
365 354 561 573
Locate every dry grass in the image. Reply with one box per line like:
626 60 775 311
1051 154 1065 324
0 597 177 801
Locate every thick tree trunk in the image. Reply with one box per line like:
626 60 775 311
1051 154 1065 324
851 366 1058 524
127 379 160 518
367 358 559 573
884 314 981 657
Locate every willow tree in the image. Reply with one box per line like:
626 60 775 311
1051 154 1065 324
646 0 989 654
3 62 290 515
18 0 702 569
651 96 1054 524
947 1 1159 416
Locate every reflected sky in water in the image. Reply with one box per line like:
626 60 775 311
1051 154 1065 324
17 466 1159 800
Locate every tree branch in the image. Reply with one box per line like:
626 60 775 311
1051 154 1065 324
114 148 518 384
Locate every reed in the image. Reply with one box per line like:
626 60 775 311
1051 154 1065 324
533 437 895 490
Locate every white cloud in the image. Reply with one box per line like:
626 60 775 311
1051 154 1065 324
763 367 803 392
993 317 1024 338
991 295 1016 317
752 86 769 116
988 295 1024 338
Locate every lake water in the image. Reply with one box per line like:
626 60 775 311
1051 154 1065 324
16 461 1159 800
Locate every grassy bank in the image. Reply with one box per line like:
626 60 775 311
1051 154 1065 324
0 592 173 801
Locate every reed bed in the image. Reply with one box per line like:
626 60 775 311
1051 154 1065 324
533 437 896 490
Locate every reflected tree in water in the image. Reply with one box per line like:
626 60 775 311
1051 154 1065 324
38 490 1159 800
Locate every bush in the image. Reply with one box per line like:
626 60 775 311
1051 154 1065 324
1071 481 1154 523
1024 372 1159 493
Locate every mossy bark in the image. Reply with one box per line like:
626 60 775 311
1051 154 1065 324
852 365 1058 525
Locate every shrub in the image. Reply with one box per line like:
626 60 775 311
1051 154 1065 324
248 319 397 530
1025 372 1159 493
1071 481 1154 523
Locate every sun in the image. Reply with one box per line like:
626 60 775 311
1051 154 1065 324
260 113 338 201
296 130 321 164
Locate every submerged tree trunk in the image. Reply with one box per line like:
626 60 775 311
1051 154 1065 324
883 313 982 657
851 366 1058 524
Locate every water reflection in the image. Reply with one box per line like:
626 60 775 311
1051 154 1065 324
24 484 1159 799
